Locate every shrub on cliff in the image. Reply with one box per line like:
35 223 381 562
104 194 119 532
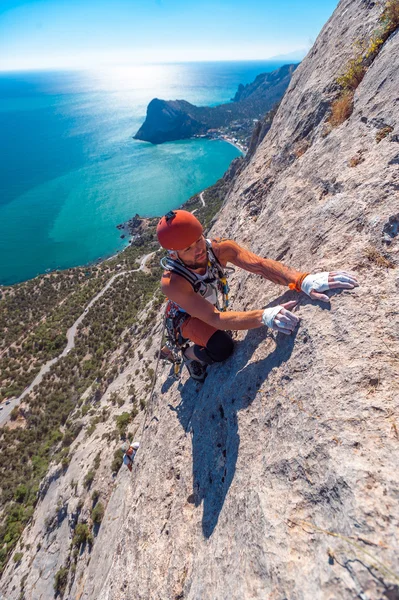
14 484 28 503
13 552 23 564
337 55 366 90
54 565 69 597
111 449 123 473
329 0 399 129
382 0 399 36
72 523 93 548
83 470 95 490
91 502 105 525
114 412 132 436
329 91 354 126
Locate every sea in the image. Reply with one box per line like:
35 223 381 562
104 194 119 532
0 61 290 285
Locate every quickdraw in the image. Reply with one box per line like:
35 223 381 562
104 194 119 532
163 300 189 378
219 275 230 312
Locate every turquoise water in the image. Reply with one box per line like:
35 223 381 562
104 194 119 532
0 62 289 285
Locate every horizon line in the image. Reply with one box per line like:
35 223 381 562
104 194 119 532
0 58 304 74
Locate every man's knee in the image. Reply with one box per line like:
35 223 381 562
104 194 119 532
206 330 234 362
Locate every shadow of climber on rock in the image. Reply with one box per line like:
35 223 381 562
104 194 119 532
173 325 297 538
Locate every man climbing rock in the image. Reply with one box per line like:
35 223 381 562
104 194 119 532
157 210 359 381
121 441 140 472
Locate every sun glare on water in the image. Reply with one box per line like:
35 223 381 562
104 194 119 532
86 64 175 92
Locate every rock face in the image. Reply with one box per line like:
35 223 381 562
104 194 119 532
134 64 298 144
1 0 399 598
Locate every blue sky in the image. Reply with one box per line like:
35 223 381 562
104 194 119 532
0 0 338 71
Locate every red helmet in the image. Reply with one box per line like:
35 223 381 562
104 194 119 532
156 210 203 250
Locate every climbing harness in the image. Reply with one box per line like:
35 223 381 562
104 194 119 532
160 239 232 312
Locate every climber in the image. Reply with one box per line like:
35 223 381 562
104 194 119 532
157 210 359 381
121 441 140 472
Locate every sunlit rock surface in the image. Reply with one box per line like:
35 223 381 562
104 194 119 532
1 0 398 598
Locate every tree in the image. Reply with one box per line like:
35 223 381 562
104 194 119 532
10 407 19 421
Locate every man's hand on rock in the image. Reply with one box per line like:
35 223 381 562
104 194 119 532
262 301 299 335
301 271 359 303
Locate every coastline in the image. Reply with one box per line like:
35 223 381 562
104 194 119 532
194 133 247 155
1 136 239 287
2 61 288 287
64 138 242 268
104 242 131 263
1 140 241 287
219 136 247 155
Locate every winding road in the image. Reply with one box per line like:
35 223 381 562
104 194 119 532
0 252 155 427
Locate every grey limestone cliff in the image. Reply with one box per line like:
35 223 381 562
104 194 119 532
1 0 399 598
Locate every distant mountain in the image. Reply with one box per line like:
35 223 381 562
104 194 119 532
231 65 298 102
267 49 308 61
134 63 298 144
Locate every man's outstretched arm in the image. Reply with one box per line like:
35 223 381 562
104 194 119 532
214 239 359 301
215 239 307 287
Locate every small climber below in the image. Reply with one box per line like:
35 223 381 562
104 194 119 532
157 210 359 381
121 441 140 472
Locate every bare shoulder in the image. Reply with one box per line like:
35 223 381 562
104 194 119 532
160 269 172 295
161 269 192 297
211 238 239 266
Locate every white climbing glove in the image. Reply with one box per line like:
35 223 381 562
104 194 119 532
301 272 329 296
262 306 281 328
262 301 300 335
301 271 359 302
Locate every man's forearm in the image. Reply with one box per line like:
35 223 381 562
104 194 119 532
257 257 303 286
226 242 304 286
210 309 264 331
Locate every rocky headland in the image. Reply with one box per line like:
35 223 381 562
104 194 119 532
134 63 298 147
